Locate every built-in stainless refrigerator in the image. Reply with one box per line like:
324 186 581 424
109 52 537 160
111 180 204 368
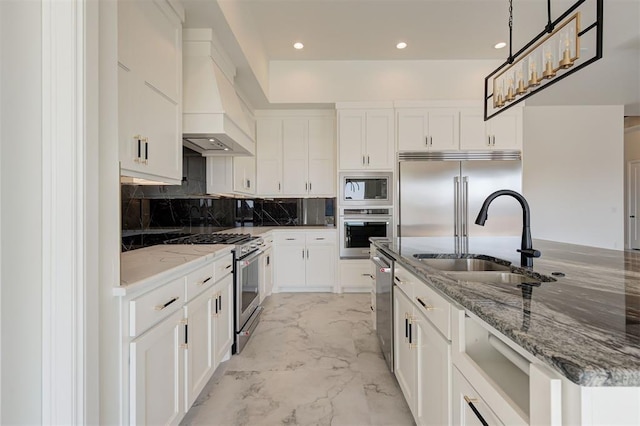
398 151 522 253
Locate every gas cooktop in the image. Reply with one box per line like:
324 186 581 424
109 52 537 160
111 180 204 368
163 232 258 245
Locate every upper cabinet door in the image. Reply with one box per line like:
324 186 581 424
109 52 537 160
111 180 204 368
282 119 309 195
338 111 367 170
365 109 395 170
257 119 283 195
308 117 336 196
398 108 459 151
489 111 522 150
397 109 428 151
427 109 459 151
459 109 488 150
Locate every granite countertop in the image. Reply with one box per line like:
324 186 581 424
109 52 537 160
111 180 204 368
372 236 640 387
117 244 233 295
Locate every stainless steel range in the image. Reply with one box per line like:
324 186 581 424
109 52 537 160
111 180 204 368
164 232 265 353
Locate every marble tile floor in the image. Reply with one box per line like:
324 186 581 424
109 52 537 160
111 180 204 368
181 293 415 426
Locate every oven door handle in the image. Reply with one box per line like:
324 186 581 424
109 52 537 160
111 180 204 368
237 249 264 265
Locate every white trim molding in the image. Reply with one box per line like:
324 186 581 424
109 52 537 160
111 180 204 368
41 0 98 423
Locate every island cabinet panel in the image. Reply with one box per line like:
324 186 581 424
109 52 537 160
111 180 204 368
452 367 504 426
184 288 213 409
394 288 417 413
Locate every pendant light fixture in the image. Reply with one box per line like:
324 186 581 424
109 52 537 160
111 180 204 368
484 0 603 120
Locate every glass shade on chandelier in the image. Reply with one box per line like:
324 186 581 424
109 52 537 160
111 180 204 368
492 13 579 110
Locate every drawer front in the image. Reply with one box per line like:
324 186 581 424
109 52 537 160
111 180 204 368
214 254 234 281
130 277 185 337
306 231 337 245
275 232 306 245
393 264 415 300
453 367 504 426
185 262 215 302
413 278 451 339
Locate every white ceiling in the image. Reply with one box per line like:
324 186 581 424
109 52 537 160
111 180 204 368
182 0 640 112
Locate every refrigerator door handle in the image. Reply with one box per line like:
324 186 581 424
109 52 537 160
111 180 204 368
462 176 469 253
453 176 460 239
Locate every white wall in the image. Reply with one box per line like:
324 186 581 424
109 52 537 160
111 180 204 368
0 0 43 423
269 59 501 103
523 106 624 249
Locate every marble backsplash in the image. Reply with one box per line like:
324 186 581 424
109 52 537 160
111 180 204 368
121 184 335 251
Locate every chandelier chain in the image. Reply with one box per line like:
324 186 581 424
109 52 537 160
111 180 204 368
508 0 514 63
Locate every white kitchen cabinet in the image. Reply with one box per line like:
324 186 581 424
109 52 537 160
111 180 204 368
256 119 284 195
338 109 394 170
184 288 213 409
118 0 183 185
394 286 417 413
233 155 256 195
415 309 451 426
212 273 234 367
260 247 274 303
274 231 336 292
338 259 374 293
459 108 522 150
130 309 185 426
393 264 452 426
397 108 459 151
256 114 335 197
452 367 504 426
206 156 255 196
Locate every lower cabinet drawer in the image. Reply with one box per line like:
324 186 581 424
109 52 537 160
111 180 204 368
214 254 233 280
275 232 305 245
130 277 185 337
393 264 415 300
452 367 504 426
413 278 451 339
185 263 215 302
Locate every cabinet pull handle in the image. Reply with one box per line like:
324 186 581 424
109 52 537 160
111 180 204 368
429 136 433 146
136 137 142 161
404 314 409 341
225 264 232 270
198 276 212 286
408 321 413 345
306 249 309 258
155 296 179 311
416 297 435 310
278 182 281 191
316 237 325 240
144 140 149 162
309 182 312 191
487 135 491 146
464 396 489 426
286 238 296 241
425 136 429 146
305 182 308 191
302 249 305 259
492 135 496 146
370 305 374 311
367 155 370 165
218 294 222 311
394 276 404 285
362 155 365 165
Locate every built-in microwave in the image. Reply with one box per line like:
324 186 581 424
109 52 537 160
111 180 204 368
339 172 393 206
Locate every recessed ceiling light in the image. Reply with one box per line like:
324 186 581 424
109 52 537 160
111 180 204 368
293 42 304 50
494 42 507 49
209 138 215 142
396 42 408 49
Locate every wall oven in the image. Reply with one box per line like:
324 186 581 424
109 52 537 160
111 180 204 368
340 172 393 206
339 207 392 259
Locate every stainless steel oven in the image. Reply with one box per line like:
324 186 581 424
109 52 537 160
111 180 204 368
340 172 393 206
234 247 264 354
339 208 392 258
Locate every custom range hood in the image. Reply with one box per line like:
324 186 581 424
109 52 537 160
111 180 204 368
182 29 255 156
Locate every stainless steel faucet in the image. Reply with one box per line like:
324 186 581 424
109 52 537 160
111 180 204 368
475 189 541 268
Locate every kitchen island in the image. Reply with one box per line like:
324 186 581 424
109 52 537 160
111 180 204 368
372 236 640 425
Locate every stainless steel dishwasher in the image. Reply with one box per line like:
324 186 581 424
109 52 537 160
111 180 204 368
373 249 394 372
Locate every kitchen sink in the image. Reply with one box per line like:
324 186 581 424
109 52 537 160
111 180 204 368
444 271 546 285
412 256 510 272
